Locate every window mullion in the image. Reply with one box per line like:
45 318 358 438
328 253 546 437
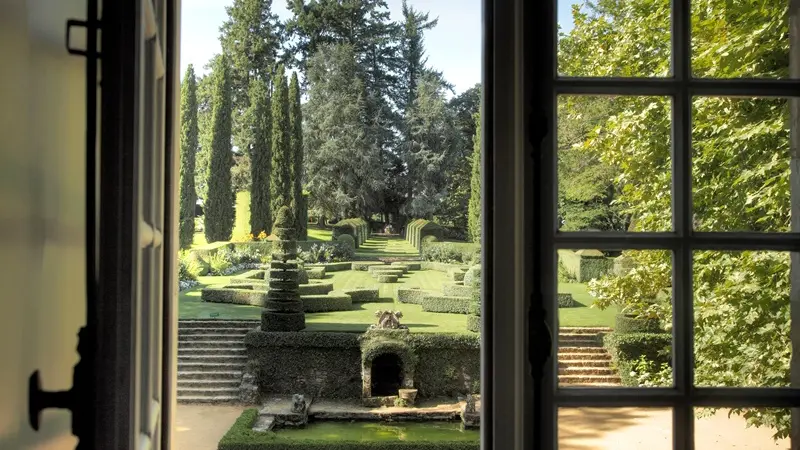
671 0 694 448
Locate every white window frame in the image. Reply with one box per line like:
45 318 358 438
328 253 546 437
527 0 800 448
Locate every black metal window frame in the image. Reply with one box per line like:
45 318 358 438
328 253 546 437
527 0 800 449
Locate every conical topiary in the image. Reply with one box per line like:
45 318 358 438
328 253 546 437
261 205 305 331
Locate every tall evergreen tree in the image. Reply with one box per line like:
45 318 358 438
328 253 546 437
288 72 306 239
247 77 272 236
179 65 199 249
467 112 481 243
204 55 236 242
270 65 291 224
304 44 383 218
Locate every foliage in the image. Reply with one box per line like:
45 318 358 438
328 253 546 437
304 44 383 217
588 250 671 320
179 65 199 249
421 242 480 264
630 355 672 388
204 55 236 242
270 65 292 224
467 111 482 242
178 250 200 282
288 72 306 239
418 295 471 314
299 243 354 264
247 76 272 235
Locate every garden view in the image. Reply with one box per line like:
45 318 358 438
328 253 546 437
174 0 795 448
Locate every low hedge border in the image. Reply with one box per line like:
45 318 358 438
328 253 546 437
218 410 480 450
298 282 334 296
306 262 351 272
615 314 664 334
377 275 398 283
393 261 421 270
352 261 385 271
342 287 379 303
300 294 353 313
307 267 326 279
443 283 473 298
466 315 480 333
202 287 267 306
244 331 480 350
229 278 268 287
419 296 471 314
557 293 579 308
420 261 469 273
448 268 466 282
397 288 433 304
421 241 481 264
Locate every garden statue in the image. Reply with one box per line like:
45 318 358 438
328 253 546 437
291 394 306 414
371 310 406 329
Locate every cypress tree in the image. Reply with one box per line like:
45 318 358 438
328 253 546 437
288 72 306 240
468 112 482 243
248 77 272 236
179 65 199 249
204 55 236 242
270 65 291 225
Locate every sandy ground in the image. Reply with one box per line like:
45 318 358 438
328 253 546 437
172 404 790 450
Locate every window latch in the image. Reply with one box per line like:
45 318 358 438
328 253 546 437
66 18 102 58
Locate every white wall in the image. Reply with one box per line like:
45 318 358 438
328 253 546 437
0 0 90 448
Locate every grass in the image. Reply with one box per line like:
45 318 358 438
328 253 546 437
558 282 618 328
192 191 252 247
354 235 420 258
179 268 471 333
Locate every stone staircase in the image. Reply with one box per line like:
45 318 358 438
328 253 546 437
558 327 621 386
177 319 259 404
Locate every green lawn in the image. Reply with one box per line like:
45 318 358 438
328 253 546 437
179 268 470 333
354 235 419 258
192 191 252 247
558 282 618 327
306 227 331 241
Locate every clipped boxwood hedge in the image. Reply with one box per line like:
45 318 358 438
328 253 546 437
448 268 466 282
419 296 471 314
603 331 671 386
352 261 385 271
331 218 370 247
397 288 433 304
405 219 445 250
421 242 481 264
443 283 473 298
342 287 379 303
392 261 421 270
307 267 326 279
466 315 480 333
202 287 267 306
557 293 579 308
218 409 480 450
298 282 334 296
420 261 468 273
300 294 353 312
306 262 351 272
614 314 663 334
377 275 398 283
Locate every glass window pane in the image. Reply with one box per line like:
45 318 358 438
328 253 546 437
559 407 672 449
691 0 793 79
557 0 671 77
693 251 792 388
694 408 793 448
557 249 673 388
691 97 790 232
557 95 672 232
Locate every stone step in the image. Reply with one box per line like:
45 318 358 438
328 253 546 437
178 333 248 341
177 379 241 389
559 327 612 333
178 347 246 356
559 353 612 361
178 362 246 371
558 374 622 384
558 382 622 388
558 359 613 367
558 340 602 347
177 370 243 381
178 327 251 336
178 320 259 329
178 354 248 364
559 332 602 339
178 386 240 396
179 340 246 349
177 395 241 404
559 366 617 376
559 346 607 354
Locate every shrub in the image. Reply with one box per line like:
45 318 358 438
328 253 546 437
557 293 579 308
208 251 233 275
392 261 421 270
448 268 466 282
306 267 326 279
300 294 352 312
419 296 471 314
615 314 663 334
201 287 267 306
604 332 672 387
443 283 473 298
298 282 334 295
299 242 354 263
305 262 351 272
397 288 433 304
336 233 355 249
377 275 398 283
331 217 370 246
421 242 481 264
405 219 445 249
420 261 468 273
342 287 379 303
178 250 202 282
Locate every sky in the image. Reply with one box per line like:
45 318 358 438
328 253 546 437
180 0 582 95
